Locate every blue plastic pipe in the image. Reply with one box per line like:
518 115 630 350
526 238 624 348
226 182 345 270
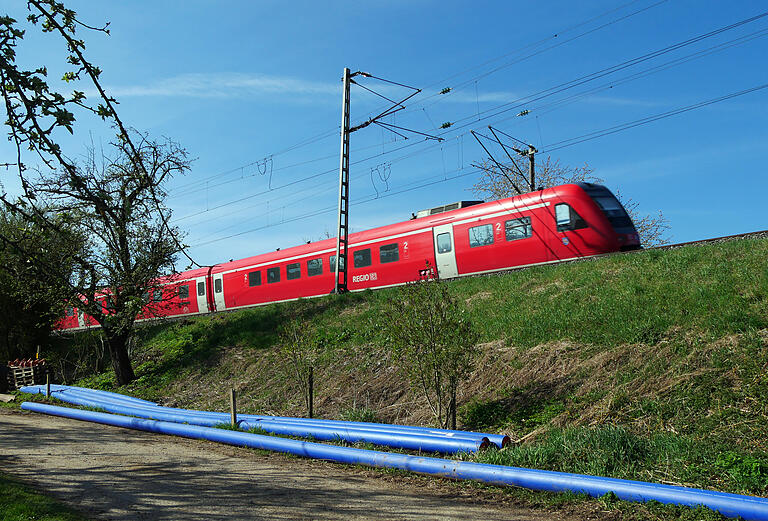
20 389 487 453
20 385 507 447
21 384 157 407
21 402 768 521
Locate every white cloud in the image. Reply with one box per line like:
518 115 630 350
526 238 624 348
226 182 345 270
101 72 339 99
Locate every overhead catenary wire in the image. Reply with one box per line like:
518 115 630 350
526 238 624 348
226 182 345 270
189 77 768 249
541 82 768 153
173 10 768 225
429 10 768 136
189 165 481 248
166 1 668 198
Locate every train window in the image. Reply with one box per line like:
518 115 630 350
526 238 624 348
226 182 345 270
214 278 222 293
248 271 261 287
287 263 301 280
436 233 452 253
153 289 163 302
469 224 494 247
307 258 323 277
65 305 74 317
505 217 532 241
555 204 588 232
178 285 189 300
197 281 205 296
593 196 633 228
330 255 346 272
353 248 372 268
142 291 151 303
379 243 399 263
267 267 281 284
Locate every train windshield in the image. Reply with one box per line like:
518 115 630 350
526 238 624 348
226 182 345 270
592 196 633 229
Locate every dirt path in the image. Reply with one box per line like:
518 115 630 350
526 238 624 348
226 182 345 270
0 409 574 520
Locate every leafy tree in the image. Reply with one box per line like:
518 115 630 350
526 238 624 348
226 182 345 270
0 2 192 384
473 156 671 246
385 274 479 429
0 207 82 363
32 136 189 384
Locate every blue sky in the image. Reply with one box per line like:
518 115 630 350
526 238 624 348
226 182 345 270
2 0 767 267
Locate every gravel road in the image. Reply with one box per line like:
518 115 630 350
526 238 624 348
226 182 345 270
0 409 570 520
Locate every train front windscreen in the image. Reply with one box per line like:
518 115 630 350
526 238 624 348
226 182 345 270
581 184 641 250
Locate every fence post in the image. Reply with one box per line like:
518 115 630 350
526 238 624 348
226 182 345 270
46 372 50 398
230 388 237 427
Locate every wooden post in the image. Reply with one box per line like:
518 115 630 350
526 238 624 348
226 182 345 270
308 367 314 419
230 388 237 427
46 372 50 398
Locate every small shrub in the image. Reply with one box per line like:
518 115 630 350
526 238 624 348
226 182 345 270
340 406 379 423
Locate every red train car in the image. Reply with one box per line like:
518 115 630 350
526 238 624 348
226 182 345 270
58 183 639 331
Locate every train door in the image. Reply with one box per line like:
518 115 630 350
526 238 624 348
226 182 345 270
77 310 85 329
212 273 226 311
433 224 459 279
195 276 209 314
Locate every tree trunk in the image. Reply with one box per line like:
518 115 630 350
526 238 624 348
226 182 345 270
105 330 135 385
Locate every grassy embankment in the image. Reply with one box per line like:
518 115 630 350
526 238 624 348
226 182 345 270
47 238 767 517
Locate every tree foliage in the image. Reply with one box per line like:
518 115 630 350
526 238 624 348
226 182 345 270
385 275 479 429
0 207 82 362
0 2 191 384
473 156 671 246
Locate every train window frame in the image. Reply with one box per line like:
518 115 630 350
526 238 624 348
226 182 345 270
505 216 532 242
248 271 261 287
555 204 588 232
214 278 223 294
379 243 399 264
267 267 281 284
436 232 452 253
353 248 372 268
178 284 190 300
307 258 323 277
286 262 301 280
330 255 346 272
468 224 494 248
197 281 205 296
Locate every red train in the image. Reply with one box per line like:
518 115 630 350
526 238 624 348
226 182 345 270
56 183 639 331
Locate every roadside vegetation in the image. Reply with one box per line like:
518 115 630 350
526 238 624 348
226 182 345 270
0 472 88 521
24 237 768 518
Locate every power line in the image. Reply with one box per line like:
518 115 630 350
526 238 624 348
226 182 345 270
484 27 768 130
172 10 768 232
167 1 667 199
189 79 768 249
174 22 768 229
433 10 768 135
541 82 768 153
189 166 480 248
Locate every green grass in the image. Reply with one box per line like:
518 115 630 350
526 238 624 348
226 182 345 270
52 238 768 510
467 426 768 495
339 405 379 423
0 472 88 521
